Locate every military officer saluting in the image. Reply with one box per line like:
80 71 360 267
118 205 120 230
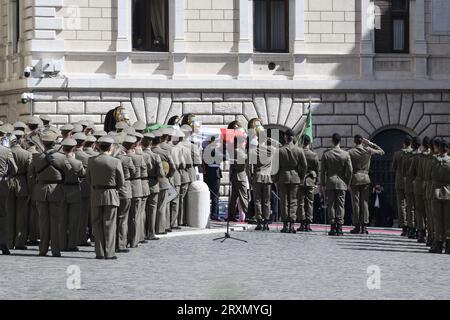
429 140 450 254
320 133 353 236
86 136 125 260
60 138 86 252
0 127 18 255
9 132 32 250
28 131 66 257
297 135 319 232
393 136 412 236
348 135 385 235
273 129 307 233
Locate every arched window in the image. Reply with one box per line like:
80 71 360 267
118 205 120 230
375 0 409 53
132 0 168 52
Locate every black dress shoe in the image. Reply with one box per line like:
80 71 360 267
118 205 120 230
139 240 148 244
148 237 160 241
262 223 270 231
255 223 263 231
328 224 337 236
117 249 130 253
52 253 62 257
289 223 297 234
26 241 39 246
105 256 118 260
400 227 408 237
2 249 11 255
15 246 28 250
96 256 105 259
172 226 182 230
166 229 172 233
38 252 47 257
156 232 167 235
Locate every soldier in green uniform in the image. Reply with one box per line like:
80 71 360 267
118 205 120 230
114 135 135 252
429 140 450 254
151 129 176 234
28 131 66 257
0 127 18 255
273 129 307 233
9 132 32 250
297 135 319 232
142 133 165 240
403 137 421 239
410 137 430 243
392 136 412 236
84 135 99 157
59 138 86 252
349 135 385 234
423 139 441 246
320 133 353 236
73 132 93 246
86 136 125 260
122 135 144 248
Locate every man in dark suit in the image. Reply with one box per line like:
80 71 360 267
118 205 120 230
203 136 223 221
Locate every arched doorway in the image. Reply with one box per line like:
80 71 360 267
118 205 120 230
369 128 411 227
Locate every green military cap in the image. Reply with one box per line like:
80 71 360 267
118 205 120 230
77 120 89 127
133 121 146 131
93 130 107 138
40 115 52 123
143 132 155 139
41 131 57 142
13 121 27 130
85 121 95 130
61 124 75 132
86 135 97 143
107 131 118 137
46 126 61 135
129 131 143 139
12 130 25 137
113 135 124 144
0 125 9 134
124 126 136 135
73 132 87 141
61 138 77 147
0 123 14 134
71 124 83 133
123 135 137 144
152 129 163 137
27 116 41 125
116 121 129 130
98 136 115 145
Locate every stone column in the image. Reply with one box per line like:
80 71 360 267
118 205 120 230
172 0 186 78
116 0 132 77
413 0 428 79
292 0 306 79
238 0 253 79
360 0 374 79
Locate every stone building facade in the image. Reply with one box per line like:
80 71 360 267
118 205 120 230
1 0 450 200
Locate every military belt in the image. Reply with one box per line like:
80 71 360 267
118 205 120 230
64 182 80 186
39 180 63 184
141 176 148 179
129 177 141 181
354 170 369 174
93 185 116 190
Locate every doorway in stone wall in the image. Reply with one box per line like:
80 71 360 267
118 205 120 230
369 128 411 228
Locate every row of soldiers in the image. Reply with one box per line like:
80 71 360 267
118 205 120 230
0 114 202 259
393 136 450 254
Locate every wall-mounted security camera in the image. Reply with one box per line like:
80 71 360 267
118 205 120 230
21 93 34 104
23 66 35 78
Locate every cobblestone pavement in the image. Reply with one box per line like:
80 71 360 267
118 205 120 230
1 226 449 300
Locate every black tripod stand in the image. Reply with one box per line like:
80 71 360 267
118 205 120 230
213 211 248 243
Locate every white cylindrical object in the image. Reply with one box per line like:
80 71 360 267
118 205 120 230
186 181 210 228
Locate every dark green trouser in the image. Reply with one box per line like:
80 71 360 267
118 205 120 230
128 198 142 248
278 183 299 223
170 186 181 228
60 201 81 250
228 180 249 218
414 193 426 231
92 205 117 259
146 193 158 238
405 191 415 228
0 197 8 249
140 197 147 242
7 195 29 248
28 200 39 243
432 200 450 242
36 201 62 256
156 189 168 234
298 186 314 223
326 189 346 226
395 188 407 227
254 182 272 221
351 184 370 226
178 183 189 226
117 199 131 251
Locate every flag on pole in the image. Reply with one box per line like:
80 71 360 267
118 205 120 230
297 99 313 145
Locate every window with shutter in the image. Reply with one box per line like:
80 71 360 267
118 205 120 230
254 0 289 53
